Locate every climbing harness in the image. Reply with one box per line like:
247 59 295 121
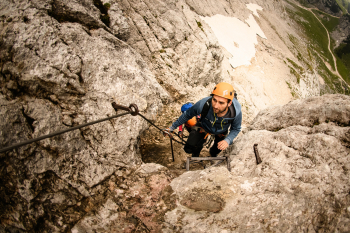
204 134 214 149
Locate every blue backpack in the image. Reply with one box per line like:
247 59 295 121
181 102 194 113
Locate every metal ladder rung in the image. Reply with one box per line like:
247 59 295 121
186 157 231 171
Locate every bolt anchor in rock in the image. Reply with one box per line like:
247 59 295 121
112 102 139 116
253 143 262 165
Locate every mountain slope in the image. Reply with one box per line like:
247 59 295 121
0 0 350 232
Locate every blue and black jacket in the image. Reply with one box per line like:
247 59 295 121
170 96 242 145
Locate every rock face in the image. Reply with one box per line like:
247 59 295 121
0 0 169 231
164 94 350 232
71 164 176 233
0 0 349 232
298 0 343 16
332 14 350 47
60 94 349 233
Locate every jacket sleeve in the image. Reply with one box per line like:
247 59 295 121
223 111 242 145
169 101 202 131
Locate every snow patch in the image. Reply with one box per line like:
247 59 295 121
246 3 263 17
201 4 266 68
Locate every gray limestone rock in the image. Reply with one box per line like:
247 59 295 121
0 0 169 231
249 94 350 131
67 95 350 233
331 14 350 48
163 94 350 232
0 0 349 231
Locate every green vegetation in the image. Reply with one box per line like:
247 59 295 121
312 9 340 32
335 0 348 14
297 0 348 14
288 35 314 71
287 58 305 84
312 48 349 94
93 0 110 26
287 58 305 73
286 1 350 95
295 0 312 8
159 49 166 53
286 2 335 70
196 20 204 31
313 119 320 127
286 81 298 98
104 3 111 10
289 66 301 83
100 14 110 26
335 36 350 84
312 9 350 85
336 56 350 84
311 9 350 85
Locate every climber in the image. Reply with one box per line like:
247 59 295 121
163 82 242 157
178 102 198 138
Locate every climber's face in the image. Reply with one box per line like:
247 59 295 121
212 95 232 116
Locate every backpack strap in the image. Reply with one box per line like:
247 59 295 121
199 97 212 122
200 96 236 124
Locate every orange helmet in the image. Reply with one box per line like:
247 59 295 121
211 82 234 100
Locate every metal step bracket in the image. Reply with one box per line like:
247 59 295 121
186 157 231 171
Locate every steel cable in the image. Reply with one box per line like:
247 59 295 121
0 103 192 154
0 112 131 153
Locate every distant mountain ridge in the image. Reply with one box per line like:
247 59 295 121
297 0 343 15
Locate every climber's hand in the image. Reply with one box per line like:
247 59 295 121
178 131 183 139
217 140 229 151
162 128 173 138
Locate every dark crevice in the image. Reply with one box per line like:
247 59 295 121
90 170 119 189
48 0 102 30
93 0 110 27
77 55 84 84
48 6 80 25
22 109 35 132
23 16 29 23
29 170 87 231
82 26 92 36
65 82 82 94
143 16 150 27
79 129 93 149
60 38 68 46
132 22 152 54
77 73 84 84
